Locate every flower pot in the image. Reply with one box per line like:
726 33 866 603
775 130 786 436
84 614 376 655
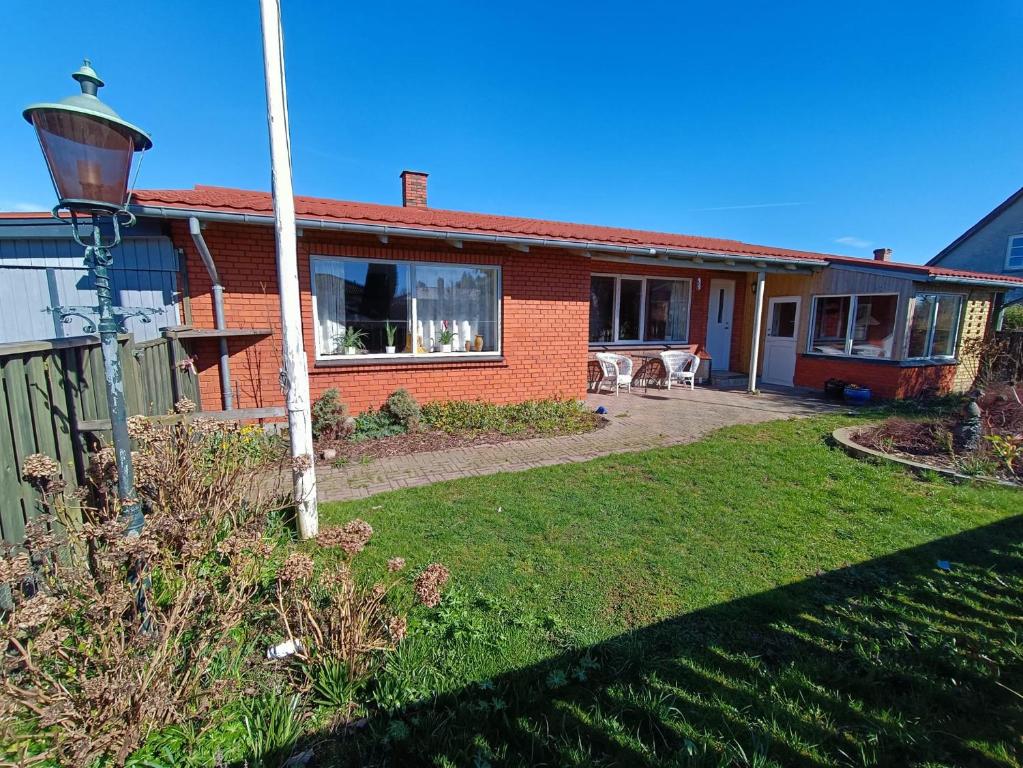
344 346 357 355
385 346 396 354
441 344 452 353
843 385 871 404
474 334 484 352
824 378 847 399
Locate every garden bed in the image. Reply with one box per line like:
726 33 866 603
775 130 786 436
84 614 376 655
313 390 605 466
841 387 1022 485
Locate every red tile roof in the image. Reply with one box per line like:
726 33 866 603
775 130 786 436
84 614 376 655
12 185 1023 286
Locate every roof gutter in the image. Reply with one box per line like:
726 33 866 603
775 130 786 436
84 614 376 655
131 204 828 271
926 274 1023 290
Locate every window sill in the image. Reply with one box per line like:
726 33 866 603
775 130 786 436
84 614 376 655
801 353 958 367
314 353 505 368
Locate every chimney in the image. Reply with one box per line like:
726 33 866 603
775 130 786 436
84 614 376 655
401 170 428 208
873 247 892 262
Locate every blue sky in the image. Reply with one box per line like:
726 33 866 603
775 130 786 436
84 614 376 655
1 1 1019 264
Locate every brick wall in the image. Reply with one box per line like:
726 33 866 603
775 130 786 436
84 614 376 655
794 355 956 399
170 221 590 413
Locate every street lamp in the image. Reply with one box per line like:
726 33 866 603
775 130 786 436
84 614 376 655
24 60 153 534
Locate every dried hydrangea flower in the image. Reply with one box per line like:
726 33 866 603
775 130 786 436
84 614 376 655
414 563 450 608
387 557 406 573
174 397 196 414
21 454 60 483
0 552 31 584
315 518 373 555
388 615 408 642
278 552 315 582
291 453 314 473
15 595 59 630
372 582 387 599
126 415 157 441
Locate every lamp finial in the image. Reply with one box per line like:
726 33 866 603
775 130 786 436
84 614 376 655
71 59 104 97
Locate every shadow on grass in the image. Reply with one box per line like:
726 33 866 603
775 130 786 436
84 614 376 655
265 515 1023 767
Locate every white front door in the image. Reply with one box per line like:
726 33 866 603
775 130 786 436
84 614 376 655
762 296 801 386
706 279 735 370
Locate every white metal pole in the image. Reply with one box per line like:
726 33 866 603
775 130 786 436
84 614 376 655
259 0 318 538
747 270 767 394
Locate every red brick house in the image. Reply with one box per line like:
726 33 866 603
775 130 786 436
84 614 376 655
118 173 1023 411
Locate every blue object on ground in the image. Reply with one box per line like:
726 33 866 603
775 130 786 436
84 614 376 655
595 406 607 414
937 560 952 571
843 385 872 404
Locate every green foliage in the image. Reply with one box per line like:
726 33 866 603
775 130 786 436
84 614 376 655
385 321 399 346
384 388 422 429
438 322 456 344
1002 303 1023 331
310 659 364 710
353 408 406 440
985 433 1022 476
200 423 285 467
311 387 347 441
241 694 303 768
334 326 368 352
421 398 600 436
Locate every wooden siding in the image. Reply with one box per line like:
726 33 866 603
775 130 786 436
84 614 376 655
0 334 201 545
0 236 181 343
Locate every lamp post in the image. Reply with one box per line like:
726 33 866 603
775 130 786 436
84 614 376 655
24 60 153 534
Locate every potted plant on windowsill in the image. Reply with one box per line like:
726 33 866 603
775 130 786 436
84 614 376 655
384 322 397 354
335 327 367 356
438 322 455 354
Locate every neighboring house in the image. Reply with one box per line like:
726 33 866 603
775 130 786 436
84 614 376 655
0 215 182 343
7 173 1022 410
928 186 1023 306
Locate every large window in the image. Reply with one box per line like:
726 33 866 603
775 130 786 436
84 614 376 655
808 294 898 358
1006 235 1023 271
588 274 691 344
311 256 500 358
907 293 964 359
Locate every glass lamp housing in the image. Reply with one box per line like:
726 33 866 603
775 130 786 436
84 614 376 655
24 60 152 215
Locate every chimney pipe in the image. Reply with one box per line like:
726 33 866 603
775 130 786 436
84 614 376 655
401 170 428 208
873 247 892 262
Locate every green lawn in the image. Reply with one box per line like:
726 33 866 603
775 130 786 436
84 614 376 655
311 414 1022 767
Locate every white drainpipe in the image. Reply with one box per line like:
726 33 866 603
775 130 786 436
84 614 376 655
188 217 233 409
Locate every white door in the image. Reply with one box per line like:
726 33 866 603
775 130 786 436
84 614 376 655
706 279 735 370
762 296 800 386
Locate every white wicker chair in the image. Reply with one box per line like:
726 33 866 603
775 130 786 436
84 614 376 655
660 351 698 391
595 353 633 396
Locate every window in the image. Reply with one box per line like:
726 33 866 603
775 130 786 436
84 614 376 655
808 294 898 358
1006 235 1023 271
311 256 500 358
588 275 691 344
907 293 964 359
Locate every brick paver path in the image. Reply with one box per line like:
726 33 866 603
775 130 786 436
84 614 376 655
315 387 843 502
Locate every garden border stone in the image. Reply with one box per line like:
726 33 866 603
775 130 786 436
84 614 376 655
832 424 1019 487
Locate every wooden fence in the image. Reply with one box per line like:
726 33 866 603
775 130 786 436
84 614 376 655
0 333 200 544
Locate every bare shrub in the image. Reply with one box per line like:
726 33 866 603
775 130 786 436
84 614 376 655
0 419 288 766
855 418 954 457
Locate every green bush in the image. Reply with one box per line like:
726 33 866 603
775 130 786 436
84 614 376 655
312 388 347 440
1003 304 1023 331
353 408 406 441
384 388 422 430
421 399 599 436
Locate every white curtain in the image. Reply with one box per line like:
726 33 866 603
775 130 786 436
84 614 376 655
415 265 496 351
667 281 689 340
314 261 346 353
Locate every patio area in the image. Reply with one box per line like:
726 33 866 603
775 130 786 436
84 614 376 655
314 385 843 502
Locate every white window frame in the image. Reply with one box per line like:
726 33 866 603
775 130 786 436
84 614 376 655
806 292 901 358
904 292 965 361
310 255 502 361
1005 234 1023 272
588 273 693 345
